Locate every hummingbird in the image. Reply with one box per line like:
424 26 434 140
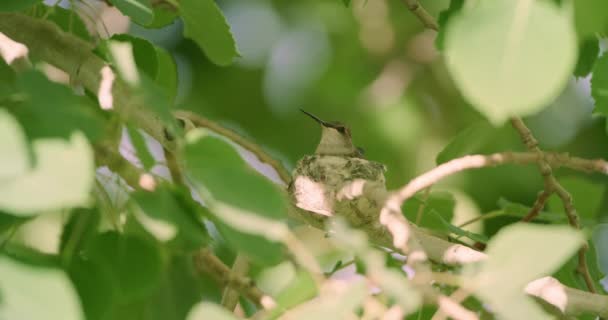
299 109 365 158
289 110 386 226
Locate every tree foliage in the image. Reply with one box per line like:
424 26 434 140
0 0 608 319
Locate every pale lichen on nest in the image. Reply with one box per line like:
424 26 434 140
288 155 387 227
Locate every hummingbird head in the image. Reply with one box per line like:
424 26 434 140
300 109 362 157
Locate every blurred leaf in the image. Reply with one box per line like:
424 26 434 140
404 191 455 230
266 271 317 319
573 0 608 36
109 0 154 26
592 224 608 276
186 302 239 320
547 176 604 223
444 0 576 124
436 121 495 164
132 186 208 250
497 198 564 223
469 224 584 320
59 207 101 259
84 232 163 303
591 52 608 117
0 110 95 215
0 210 26 234
431 211 488 243
554 238 605 293
181 0 239 66
0 0 41 11
185 131 287 264
574 38 599 78
67 256 117 320
37 5 90 41
0 53 16 98
0 108 29 179
149 6 178 28
342 0 351 7
0 255 84 320
126 125 156 170
281 280 366 320
435 0 464 51
146 254 220 320
110 34 179 101
14 71 103 142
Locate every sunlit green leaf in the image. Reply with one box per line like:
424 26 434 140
0 110 95 215
444 0 577 124
268 271 317 319
469 224 584 320
0 255 84 320
181 0 239 66
84 232 163 303
109 0 154 26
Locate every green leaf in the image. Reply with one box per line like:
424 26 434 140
574 38 599 78
126 125 156 170
436 121 495 164
148 6 178 28
37 5 90 41
0 255 84 320
13 71 103 142
146 254 219 320
59 207 101 260
342 0 351 7
547 176 604 223
403 191 454 230
591 52 608 117
444 0 577 124
187 302 239 320
84 232 163 303
109 0 154 26
132 186 208 250
0 108 29 179
280 280 367 320
553 238 605 293
185 131 286 265
265 271 318 319
435 0 464 51
573 0 608 36
181 0 239 66
469 224 584 320
0 110 95 215
0 0 41 12
497 198 564 223
67 256 117 320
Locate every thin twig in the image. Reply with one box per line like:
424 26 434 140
522 190 552 222
192 248 273 308
221 254 251 311
402 0 439 30
510 117 596 293
174 110 291 185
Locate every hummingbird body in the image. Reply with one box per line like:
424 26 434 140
289 110 386 227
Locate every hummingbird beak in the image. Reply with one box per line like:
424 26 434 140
300 109 328 127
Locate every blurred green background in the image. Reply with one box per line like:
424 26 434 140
130 0 607 225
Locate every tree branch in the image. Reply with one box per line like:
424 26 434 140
192 248 274 309
402 0 439 30
510 117 596 294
